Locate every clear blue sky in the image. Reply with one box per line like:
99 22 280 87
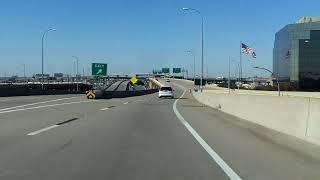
0 0 319 78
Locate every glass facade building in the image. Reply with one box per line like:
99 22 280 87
273 18 320 89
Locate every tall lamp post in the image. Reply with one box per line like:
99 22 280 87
253 66 280 96
41 28 56 90
72 56 79 91
185 50 196 84
182 7 204 92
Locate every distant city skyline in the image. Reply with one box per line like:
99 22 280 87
1 0 320 78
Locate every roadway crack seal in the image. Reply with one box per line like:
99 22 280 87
27 117 80 136
56 117 79 126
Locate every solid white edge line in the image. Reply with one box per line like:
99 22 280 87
0 100 92 114
173 86 242 180
0 97 78 112
27 125 60 136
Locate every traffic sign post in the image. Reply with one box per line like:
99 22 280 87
162 68 170 74
92 63 107 76
86 90 96 99
173 68 182 73
130 76 138 84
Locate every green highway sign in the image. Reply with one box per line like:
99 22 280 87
173 68 181 73
162 68 170 73
152 70 162 74
92 63 107 76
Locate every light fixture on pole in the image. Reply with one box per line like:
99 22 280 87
72 56 79 91
41 28 56 90
253 66 280 96
182 7 204 92
185 50 196 84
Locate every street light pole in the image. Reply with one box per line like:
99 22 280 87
73 61 76 78
23 64 26 79
72 56 79 91
185 50 196 87
228 57 231 94
72 56 79 76
182 8 204 92
253 66 280 96
41 28 56 90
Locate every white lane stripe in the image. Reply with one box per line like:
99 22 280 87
0 100 92 114
0 97 78 112
27 125 60 135
123 102 129 104
100 107 110 111
173 88 242 180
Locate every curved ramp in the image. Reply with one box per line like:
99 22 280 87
105 80 124 91
116 80 130 91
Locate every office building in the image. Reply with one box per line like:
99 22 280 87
273 17 320 89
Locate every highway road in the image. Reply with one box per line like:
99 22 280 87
117 80 130 91
105 80 125 91
0 79 320 179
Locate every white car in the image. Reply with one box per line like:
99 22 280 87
159 86 174 98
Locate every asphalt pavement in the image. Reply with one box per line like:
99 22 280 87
0 79 320 179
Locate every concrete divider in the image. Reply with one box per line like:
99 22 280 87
148 78 163 89
94 89 158 99
193 92 320 145
307 99 320 144
0 89 83 97
0 83 92 97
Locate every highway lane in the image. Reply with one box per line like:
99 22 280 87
0 94 82 110
0 79 320 179
168 79 320 180
0 87 228 180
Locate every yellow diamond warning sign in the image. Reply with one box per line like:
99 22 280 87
130 76 138 84
86 90 96 99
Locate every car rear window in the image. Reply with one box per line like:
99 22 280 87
160 87 172 91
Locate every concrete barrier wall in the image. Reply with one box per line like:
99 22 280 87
148 78 162 89
0 84 92 97
96 89 158 99
0 89 83 97
193 92 320 145
307 99 320 143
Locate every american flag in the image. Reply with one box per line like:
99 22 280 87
241 43 256 59
285 50 290 59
